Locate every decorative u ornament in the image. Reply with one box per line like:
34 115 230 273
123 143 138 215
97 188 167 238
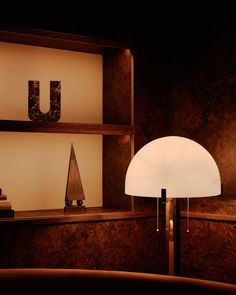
28 80 61 122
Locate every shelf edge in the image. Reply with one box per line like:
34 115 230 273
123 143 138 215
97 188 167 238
0 120 132 136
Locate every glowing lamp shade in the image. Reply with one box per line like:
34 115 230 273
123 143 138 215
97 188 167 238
125 136 221 198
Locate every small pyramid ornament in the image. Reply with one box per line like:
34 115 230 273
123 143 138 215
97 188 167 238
64 143 86 213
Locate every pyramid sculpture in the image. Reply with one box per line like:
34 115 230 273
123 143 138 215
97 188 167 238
64 143 85 213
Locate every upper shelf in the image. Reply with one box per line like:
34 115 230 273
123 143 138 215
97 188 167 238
0 120 132 136
0 26 133 137
0 25 132 54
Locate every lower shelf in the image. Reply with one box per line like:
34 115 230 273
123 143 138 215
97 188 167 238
0 207 156 225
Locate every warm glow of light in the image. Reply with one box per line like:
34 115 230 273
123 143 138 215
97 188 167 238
0 41 103 211
125 136 221 198
0 132 102 211
0 41 102 123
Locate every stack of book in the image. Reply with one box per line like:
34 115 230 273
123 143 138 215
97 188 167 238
0 188 14 217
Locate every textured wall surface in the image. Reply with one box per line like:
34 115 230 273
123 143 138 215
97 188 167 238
0 217 166 274
134 32 236 214
134 30 236 283
179 218 236 284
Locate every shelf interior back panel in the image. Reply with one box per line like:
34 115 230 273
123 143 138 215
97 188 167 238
0 132 102 211
0 41 102 124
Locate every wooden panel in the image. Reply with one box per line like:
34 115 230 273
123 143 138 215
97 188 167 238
103 49 132 125
0 120 131 135
102 47 133 210
179 218 236 284
0 217 165 274
180 196 236 216
103 135 132 210
181 210 236 222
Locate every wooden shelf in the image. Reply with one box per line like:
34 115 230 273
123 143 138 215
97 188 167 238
0 120 132 136
0 25 131 54
0 208 156 225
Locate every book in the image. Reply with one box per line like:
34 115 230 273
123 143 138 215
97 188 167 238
0 189 14 217
0 200 12 210
0 194 7 200
0 188 8 200
0 209 14 218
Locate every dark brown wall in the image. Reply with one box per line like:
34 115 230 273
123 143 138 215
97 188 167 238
180 218 236 284
134 28 236 283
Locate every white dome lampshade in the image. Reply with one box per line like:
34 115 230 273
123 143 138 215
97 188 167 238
125 136 221 198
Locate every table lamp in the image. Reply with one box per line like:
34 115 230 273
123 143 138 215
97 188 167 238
125 136 221 275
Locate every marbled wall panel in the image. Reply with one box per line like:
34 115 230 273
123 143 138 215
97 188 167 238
103 135 131 209
134 45 170 152
134 33 236 214
179 218 236 284
0 217 166 274
133 32 236 284
167 47 236 214
133 46 171 211
103 49 132 125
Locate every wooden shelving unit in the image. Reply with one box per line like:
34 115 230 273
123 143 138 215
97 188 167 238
0 25 134 212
